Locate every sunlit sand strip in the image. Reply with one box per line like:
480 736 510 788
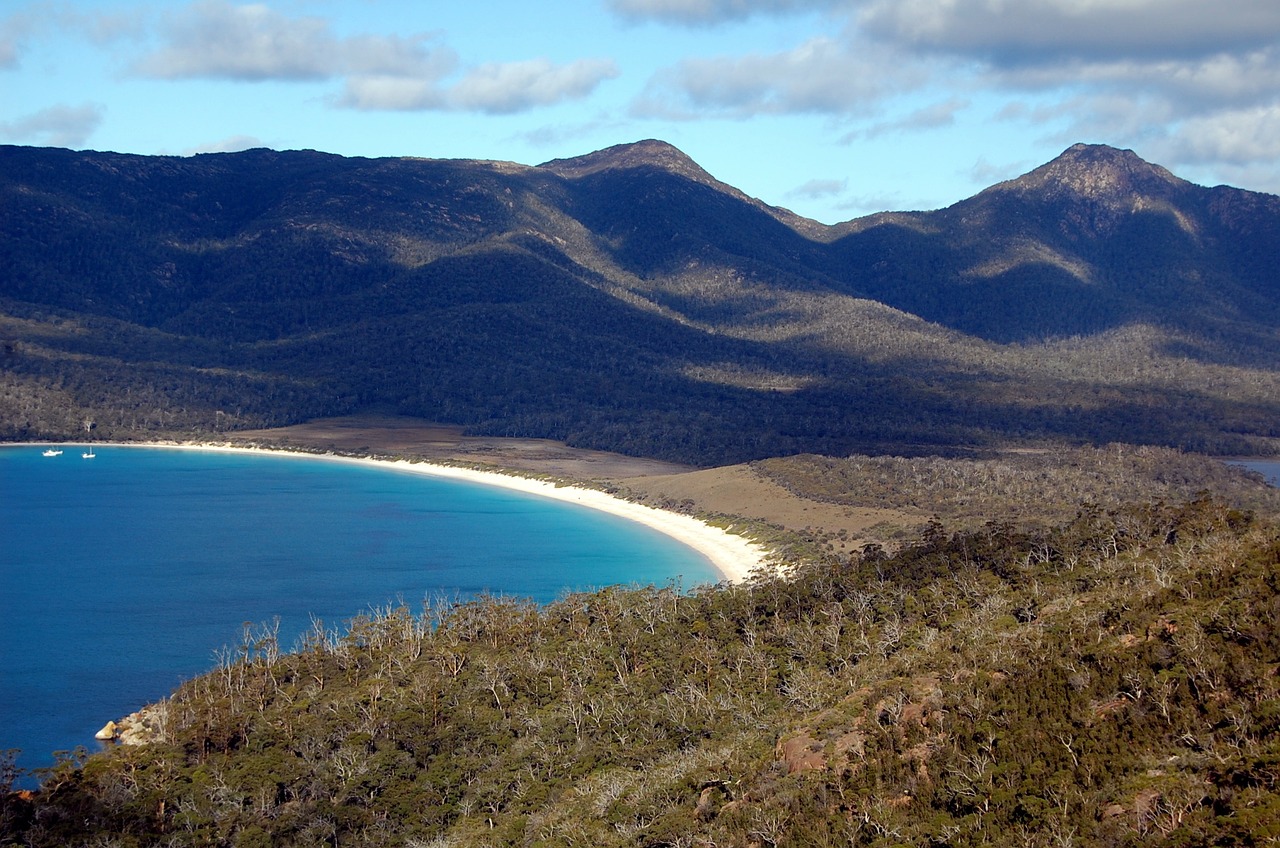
78 443 770 584
373 458 770 584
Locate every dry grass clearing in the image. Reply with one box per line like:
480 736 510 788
614 465 918 553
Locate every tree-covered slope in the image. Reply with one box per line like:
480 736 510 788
3 141 1280 462
829 144 1280 345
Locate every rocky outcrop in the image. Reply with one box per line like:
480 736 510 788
97 703 168 746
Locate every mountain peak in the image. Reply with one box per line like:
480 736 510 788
540 139 830 238
993 143 1189 205
538 139 713 183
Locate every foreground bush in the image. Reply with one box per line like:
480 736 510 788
5 496 1279 846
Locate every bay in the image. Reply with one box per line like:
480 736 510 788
1233 459 1280 486
0 445 718 780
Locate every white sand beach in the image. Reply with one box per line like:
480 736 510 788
371 458 771 583
52 443 770 583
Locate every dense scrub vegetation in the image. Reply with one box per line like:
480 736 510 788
6 496 1280 846
754 445 1280 531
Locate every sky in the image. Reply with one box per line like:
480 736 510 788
3 0 1280 224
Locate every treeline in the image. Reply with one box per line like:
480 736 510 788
6 297 1280 465
5 495 1280 846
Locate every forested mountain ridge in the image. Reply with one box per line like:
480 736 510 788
3 141 1280 463
825 143 1280 344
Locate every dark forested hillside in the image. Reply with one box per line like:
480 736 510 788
3 140 1280 462
829 144 1280 344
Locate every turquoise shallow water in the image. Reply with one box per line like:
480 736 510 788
0 445 718 779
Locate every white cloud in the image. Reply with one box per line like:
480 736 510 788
850 96 969 140
127 1 617 116
0 102 104 147
612 0 1280 205
518 117 629 149
856 0 1280 64
786 177 848 199
968 156 1028 188
450 58 621 114
1160 105 1280 166
135 1 339 80
338 76 448 111
334 34 459 110
1003 91 1177 142
995 88 1280 196
837 189 923 215
340 33 457 78
1 3 143 71
633 36 923 118
991 49 1280 113
609 0 843 25
0 35 16 69
0 3 46 69
1156 49 1280 106
828 0 1280 195
340 58 618 113
73 7 147 46
183 134 265 154
1187 161 1280 196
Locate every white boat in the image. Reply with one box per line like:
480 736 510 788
82 447 96 459
42 448 63 457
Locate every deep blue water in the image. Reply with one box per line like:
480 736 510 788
0 445 718 780
1234 459 1280 486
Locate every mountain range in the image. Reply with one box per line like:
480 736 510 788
3 140 1279 464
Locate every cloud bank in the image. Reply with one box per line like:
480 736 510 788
0 103 104 147
608 0 841 25
131 1 617 114
620 0 1280 194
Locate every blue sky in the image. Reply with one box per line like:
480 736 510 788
3 0 1279 223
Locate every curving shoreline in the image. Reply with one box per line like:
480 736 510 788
365 457 772 583
25 441 771 584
